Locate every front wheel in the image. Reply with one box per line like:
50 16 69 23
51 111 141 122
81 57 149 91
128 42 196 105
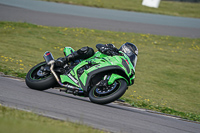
89 79 127 104
25 62 57 91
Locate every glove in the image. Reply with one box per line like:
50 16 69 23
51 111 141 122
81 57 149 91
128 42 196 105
96 44 119 56
106 44 115 49
106 44 119 52
99 47 113 56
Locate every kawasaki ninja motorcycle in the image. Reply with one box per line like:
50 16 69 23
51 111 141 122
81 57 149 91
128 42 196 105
25 43 138 104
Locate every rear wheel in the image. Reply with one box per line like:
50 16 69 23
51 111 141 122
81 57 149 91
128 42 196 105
25 62 57 91
89 79 127 104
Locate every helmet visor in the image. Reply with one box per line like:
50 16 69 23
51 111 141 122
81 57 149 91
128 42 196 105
122 46 138 68
127 52 137 68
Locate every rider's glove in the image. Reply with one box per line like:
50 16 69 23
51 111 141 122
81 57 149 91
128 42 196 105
99 47 113 56
106 44 119 53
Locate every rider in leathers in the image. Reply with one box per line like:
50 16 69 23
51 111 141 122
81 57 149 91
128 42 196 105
56 42 138 69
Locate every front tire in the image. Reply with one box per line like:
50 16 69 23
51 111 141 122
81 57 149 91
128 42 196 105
89 79 127 104
25 62 57 91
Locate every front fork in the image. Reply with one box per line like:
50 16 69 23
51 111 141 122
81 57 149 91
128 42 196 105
96 74 111 87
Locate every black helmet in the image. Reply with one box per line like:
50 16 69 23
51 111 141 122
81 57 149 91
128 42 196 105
119 42 138 68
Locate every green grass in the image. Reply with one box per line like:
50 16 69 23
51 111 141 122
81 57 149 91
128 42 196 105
44 0 200 18
0 22 200 122
0 105 104 133
121 98 200 122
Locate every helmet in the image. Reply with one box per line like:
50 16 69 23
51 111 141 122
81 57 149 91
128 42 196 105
119 42 138 68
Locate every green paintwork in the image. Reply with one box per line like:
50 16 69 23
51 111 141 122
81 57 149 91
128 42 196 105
63 47 75 56
108 73 127 85
60 75 79 87
60 50 135 90
79 73 87 86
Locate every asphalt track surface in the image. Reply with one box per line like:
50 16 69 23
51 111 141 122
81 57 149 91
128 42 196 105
0 0 200 38
0 0 200 133
0 76 200 133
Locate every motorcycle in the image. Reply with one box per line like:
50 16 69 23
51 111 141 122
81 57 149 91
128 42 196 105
25 46 136 104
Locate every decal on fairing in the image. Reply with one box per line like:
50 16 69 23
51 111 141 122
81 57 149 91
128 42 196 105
67 73 78 84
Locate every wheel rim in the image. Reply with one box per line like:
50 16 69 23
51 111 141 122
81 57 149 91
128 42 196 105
93 81 120 97
30 63 51 80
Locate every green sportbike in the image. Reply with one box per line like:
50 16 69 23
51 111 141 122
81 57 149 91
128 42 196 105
26 43 138 104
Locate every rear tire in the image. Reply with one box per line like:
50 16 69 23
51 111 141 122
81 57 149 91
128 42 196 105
89 79 127 104
25 62 57 91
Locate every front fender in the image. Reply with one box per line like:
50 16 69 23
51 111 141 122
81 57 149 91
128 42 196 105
108 73 128 85
79 65 129 92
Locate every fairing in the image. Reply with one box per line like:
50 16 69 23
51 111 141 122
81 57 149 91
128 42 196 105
60 51 135 91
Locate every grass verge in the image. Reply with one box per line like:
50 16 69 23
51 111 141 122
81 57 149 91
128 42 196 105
121 97 200 122
0 105 105 133
44 0 200 18
0 22 200 122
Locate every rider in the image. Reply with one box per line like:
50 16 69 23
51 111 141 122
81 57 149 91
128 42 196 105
56 42 138 68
